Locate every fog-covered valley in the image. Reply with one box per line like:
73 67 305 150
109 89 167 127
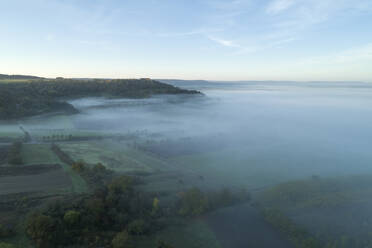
16 81 372 187
2 80 372 248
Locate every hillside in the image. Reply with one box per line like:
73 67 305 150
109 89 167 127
0 73 44 80
0 78 200 120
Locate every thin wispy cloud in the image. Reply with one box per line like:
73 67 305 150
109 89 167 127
208 36 242 48
266 0 296 14
45 34 55 41
157 28 223 38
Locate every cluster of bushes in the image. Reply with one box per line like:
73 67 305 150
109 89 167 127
23 175 250 248
25 175 159 248
71 161 114 188
7 141 23 165
177 187 250 217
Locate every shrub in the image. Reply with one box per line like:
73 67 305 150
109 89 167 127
178 188 209 216
112 231 132 248
71 161 85 173
26 214 55 248
127 219 149 235
157 240 175 248
93 163 107 173
84 197 105 218
107 176 134 194
151 197 160 216
63 210 80 226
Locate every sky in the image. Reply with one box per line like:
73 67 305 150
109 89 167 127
1 0 372 81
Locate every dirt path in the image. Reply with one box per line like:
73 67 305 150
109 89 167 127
204 203 294 248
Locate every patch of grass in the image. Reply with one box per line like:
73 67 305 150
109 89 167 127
59 163 88 194
21 144 61 165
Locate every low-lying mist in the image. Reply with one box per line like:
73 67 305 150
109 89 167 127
5 81 372 189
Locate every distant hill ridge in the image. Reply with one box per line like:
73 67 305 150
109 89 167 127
0 74 45 80
0 78 200 119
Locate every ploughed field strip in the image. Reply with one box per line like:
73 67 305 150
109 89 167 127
0 143 84 197
0 164 72 195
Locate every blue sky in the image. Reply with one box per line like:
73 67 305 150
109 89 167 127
1 0 372 81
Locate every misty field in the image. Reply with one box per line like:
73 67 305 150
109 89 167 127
1 81 372 248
